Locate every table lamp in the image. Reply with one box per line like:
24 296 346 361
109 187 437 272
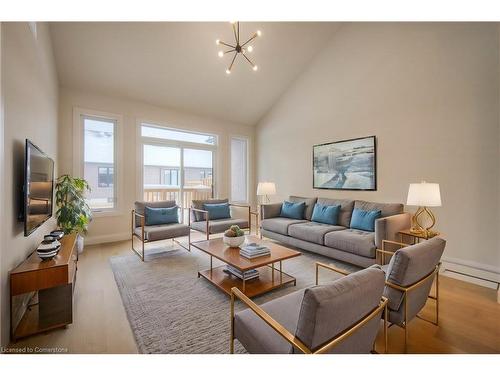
257 182 276 203
406 181 441 238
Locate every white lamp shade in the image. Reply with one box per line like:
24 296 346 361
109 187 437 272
407 182 442 207
257 182 276 196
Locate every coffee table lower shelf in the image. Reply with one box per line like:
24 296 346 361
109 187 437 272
198 265 297 298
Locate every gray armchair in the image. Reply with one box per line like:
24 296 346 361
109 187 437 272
377 237 446 352
189 198 258 240
131 200 191 261
230 266 388 354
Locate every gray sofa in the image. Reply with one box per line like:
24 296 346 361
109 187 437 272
260 196 411 267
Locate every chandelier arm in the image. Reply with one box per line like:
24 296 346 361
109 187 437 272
219 41 235 49
224 49 236 54
240 35 257 48
242 53 255 67
228 52 238 71
232 23 238 44
237 22 240 44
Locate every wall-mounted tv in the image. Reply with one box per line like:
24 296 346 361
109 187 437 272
24 139 54 236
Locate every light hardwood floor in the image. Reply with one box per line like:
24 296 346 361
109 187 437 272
9 236 500 354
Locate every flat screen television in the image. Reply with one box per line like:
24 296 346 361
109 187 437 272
24 139 54 236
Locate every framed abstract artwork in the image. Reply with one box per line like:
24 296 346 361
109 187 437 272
313 136 377 191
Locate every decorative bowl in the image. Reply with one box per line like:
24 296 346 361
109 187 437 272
223 235 245 248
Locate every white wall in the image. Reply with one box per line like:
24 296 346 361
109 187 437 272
257 23 500 281
58 88 256 244
0 22 59 347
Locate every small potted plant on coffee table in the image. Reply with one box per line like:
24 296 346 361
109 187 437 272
223 225 245 247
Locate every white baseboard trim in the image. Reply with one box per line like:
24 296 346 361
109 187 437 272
441 256 500 296
85 232 130 246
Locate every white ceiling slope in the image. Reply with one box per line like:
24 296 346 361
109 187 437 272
50 22 339 125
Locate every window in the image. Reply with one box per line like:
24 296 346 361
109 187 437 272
141 124 217 145
163 169 179 186
98 167 114 187
139 123 217 223
231 137 248 203
82 116 117 211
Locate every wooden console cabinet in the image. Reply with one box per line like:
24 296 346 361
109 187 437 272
10 233 78 340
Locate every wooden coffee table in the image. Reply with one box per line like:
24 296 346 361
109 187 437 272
191 235 301 298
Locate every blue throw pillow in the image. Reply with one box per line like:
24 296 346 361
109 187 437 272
280 201 306 220
145 206 179 226
203 203 231 220
350 208 382 232
311 203 340 225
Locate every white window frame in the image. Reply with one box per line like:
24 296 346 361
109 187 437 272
136 120 218 204
73 107 124 217
229 135 250 204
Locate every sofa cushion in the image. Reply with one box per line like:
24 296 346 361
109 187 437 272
288 222 345 245
311 203 340 225
289 196 318 221
354 200 403 218
316 198 355 227
191 218 248 234
135 200 176 227
192 198 228 221
261 217 307 236
295 266 385 353
203 202 231 220
350 208 381 232
144 206 179 226
280 201 306 220
234 289 305 354
134 223 190 241
324 229 376 258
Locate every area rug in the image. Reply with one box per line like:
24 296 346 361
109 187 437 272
109 241 360 354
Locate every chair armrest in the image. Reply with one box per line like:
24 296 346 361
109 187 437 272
133 210 145 219
374 213 411 249
382 239 408 250
230 287 311 354
315 262 351 285
260 203 282 220
229 203 250 208
131 210 146 240
189 207 209 231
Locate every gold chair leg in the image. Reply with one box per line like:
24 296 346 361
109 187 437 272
436 271 439 326
230 292 235 354
404 291 408 353
384 304 388 354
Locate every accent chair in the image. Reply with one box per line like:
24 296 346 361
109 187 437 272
377 236 446 352
230 266 388 354
131 200 191 261
189 198 257 240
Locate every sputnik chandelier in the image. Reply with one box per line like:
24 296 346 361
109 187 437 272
216 22 262 75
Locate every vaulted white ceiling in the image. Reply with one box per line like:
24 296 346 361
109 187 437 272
50 22 340 125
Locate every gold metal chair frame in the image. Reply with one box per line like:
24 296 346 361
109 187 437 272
376 239 440 352
189 203 258 240
230 263 388 354
131 206 191 262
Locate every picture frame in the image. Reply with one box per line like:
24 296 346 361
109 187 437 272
313 136 377 191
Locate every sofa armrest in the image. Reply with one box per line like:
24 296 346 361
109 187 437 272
260 203 282 220
374 213 411 249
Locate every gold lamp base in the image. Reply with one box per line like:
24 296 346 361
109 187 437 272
410 206 438 239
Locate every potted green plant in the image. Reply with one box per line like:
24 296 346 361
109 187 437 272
55 174 93 253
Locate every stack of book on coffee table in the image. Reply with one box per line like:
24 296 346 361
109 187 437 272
239 243 271 259
225 265 259 281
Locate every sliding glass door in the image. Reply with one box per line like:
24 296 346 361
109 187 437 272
140 123 217 222
142 144 181 203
